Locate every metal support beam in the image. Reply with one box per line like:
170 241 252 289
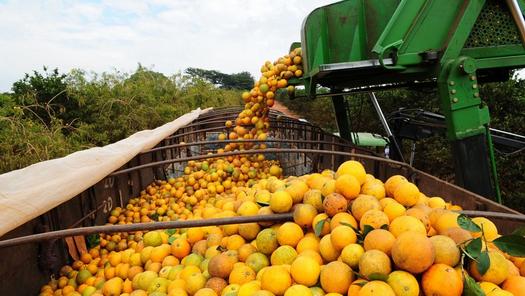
369 92 406 162
438 57 496 199
331 95 353 141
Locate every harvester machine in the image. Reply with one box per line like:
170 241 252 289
292 0 525 200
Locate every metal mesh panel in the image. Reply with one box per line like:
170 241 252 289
464 0 521 48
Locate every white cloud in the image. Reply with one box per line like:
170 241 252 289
0 0 336 91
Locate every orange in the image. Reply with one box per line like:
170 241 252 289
270 245 297 265
383 202 406 222
340 243 365 269
347 279 367 296
359 210 389 231
422 264 463 296
442 227 473 244
429 235 460 267
330 212 358 230
299 249 323 265
330 225 357 250
194 288 218 296
285 180 309 204
320 261 353 294
384 175 408 197
359 281 395 296
150 245 171 263
237 201 259 216
255 228 279 255
334 175 360 200
391 231 435 274
428 197 447 209
270 191 293 213
261 266 292 295
322 193 348 217
229 264 256 285
361 179 386 200
277 222 304 247
393 182 419 207
187 227 205 244
291 256 320 287
433 211 460 234
205 277 228 295
171 238 191 259
186 272 207 295
307 174 328 190
245 252 269 273
296 234 320 254
363 229 395 256
321 179 336 197
502 275 525 296
405 207 431 231
284 284 313 296
312 213 331 237
319 234 340 262
293 204 318 229
208 254 234 279
238 280 261 296
303 189 324 211
336 160 366 184
238 223 260 241
102 277 123 296
388 215 427 237
351 195 381 221
387 270 419 296
358 249 391 278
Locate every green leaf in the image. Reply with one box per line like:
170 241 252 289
512 226 525 237
476 251 491 275
368 273 388 281
355 281 368 287
463 273 486 296
165 228 177 236
465 237 482 259
493 235 525 257
341 222 360 233
256 201 270 207
314 218 327 237
362 225 375 239
86 234 100 249
457 215 481 232
168 236 176 244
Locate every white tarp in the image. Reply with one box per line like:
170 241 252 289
0 108 210 237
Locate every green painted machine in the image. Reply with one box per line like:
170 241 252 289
293 0 525 200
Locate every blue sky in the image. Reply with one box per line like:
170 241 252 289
0 0 336 91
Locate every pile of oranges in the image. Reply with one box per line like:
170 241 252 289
38 159 525 296
38 48 525 296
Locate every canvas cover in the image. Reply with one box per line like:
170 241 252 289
0 108 209 237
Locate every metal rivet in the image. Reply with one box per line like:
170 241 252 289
474 92 480 97
450 89 457 94
472 84 478 89
452 97 459 103
470 75 476 81
449 81 455 86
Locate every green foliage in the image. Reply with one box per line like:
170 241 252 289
0 66 243 173
185 67 254 90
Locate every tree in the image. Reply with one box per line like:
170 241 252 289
185 68 253 90
11 67 79 128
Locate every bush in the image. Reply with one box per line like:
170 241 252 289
0 66 244 173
